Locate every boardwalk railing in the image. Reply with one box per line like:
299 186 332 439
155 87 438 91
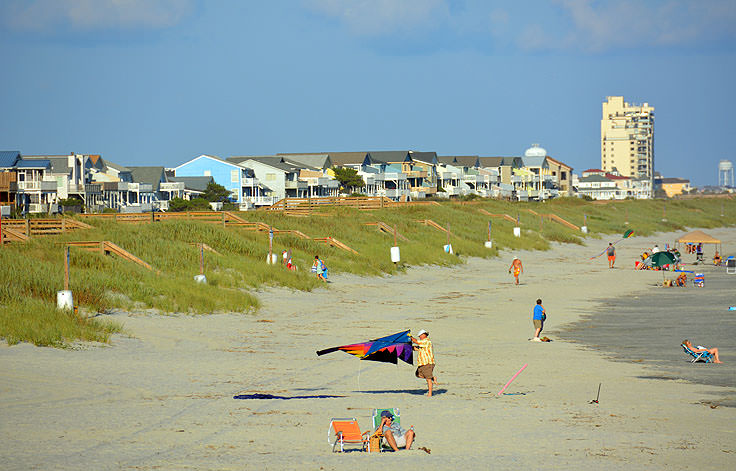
264 196 439 214
79 211 247 225
364 221 409 241
0 218 91 240
66 241 153 270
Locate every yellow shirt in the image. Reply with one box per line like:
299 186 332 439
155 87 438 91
416 338 434 366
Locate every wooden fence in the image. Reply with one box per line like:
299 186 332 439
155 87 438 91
264 196 439 214
1 218 91 243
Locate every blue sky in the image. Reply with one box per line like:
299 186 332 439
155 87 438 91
1 0 735 186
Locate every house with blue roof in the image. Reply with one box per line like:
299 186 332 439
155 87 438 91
174 154 260 206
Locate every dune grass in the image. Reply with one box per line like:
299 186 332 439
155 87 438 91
1 197 733 347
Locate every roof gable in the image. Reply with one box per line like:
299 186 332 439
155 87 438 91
0 151 21 168
175 154 242 171
129 166 166 191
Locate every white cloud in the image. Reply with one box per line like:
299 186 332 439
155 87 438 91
304 0 448 36
528 0 736 52
3 0 194 32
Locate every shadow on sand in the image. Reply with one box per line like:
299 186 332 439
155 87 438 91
233 393 345 400
353 388 448 396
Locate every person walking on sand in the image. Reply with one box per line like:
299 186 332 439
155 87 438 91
531 299 546 342
411 330 438 397
509 256 523 285
606 243 616 268
312 255 327 282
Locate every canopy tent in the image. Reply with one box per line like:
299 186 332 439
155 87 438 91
676 230 721 244
675 230 722 257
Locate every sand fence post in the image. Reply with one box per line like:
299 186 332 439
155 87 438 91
194 243 207 284
485 220 493 248
581 213 588 234
57 246 73 310
390 225 400 263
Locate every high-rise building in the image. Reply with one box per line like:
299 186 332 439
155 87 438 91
601 96 654 179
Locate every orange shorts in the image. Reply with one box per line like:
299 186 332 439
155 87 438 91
608 255 615 261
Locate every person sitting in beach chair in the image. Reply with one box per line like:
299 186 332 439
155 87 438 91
713 251 722 266
374 410 414 451
675 273 687 287
682 340 722 363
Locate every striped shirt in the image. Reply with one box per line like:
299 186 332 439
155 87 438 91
416 338 434 366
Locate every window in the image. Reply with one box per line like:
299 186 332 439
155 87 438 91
203 170 211 177
231 170 238 183
266 173 276 181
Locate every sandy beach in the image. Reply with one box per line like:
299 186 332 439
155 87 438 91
1 227 735 470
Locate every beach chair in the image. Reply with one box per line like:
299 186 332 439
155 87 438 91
371 408 402 451
328 418 370 453
692 273 705 287
681 343 714 363
726 257 736 275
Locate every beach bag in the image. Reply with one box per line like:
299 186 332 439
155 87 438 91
369 433 382 452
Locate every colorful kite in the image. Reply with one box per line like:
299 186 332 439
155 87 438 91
316 330 413 365
590 229 635 259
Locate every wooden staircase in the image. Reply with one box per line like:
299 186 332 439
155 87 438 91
66 241 153 270
364 221 409 241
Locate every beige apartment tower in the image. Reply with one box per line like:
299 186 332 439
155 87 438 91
601 96 654 179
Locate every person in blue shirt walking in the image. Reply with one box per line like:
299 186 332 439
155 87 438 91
531 298 546 342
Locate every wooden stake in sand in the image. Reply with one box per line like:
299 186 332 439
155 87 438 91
497 363 528 396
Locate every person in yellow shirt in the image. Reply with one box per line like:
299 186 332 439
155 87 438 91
411 330 438 397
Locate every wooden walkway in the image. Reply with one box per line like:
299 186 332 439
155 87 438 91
1 218 91 243
364 221 409 241
66 241 153 270
478 209 517 224
264 196 439 214
79 211 246 225
415 219 454 235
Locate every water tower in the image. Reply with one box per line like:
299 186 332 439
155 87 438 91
719 160 734 187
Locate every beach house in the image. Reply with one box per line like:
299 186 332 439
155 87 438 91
175 154 270 207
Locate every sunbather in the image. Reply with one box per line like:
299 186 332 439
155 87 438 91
376 410 414 451
714 251 722 266
683 340 723 363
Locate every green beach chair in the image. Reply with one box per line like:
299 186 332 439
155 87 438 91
371 408 401 450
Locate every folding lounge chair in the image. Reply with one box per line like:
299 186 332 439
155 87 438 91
371 408 403 451
726 257 736 275
328 418 370 453
692 273 705 287
681 343 714 363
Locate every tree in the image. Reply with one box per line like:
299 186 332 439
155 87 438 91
167 197 190 212
331 167 365 194
202 182 233 202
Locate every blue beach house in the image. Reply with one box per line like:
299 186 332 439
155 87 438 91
174 154 250 203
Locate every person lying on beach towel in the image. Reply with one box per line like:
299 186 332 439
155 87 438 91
683 340 723 363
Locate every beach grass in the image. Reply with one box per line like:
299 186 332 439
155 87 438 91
1 196 733 346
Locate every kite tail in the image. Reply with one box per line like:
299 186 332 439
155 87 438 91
316 347 341 356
